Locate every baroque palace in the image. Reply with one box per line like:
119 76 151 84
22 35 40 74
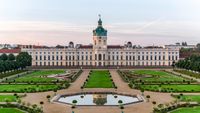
21 16 179 67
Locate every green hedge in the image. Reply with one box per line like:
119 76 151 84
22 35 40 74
70 70 83 82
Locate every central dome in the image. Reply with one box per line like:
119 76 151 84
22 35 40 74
93 16 107 36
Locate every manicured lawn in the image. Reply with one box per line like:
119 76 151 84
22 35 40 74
140 84 200 92
132 70 186 82
0 84 61 93
174 95 200 102
0 70 27 79
13 70 65 83
84 70 114 88
171 106 200 113
0 95 18 102
0 108 25 113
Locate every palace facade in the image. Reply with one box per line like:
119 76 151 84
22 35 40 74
21 17 179 67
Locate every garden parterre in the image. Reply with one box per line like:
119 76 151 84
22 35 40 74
118 69 199 93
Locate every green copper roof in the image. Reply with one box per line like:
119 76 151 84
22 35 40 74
93 17 107 36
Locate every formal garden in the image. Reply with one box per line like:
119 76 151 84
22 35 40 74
117 69 200 93
83 70 116 88
117 68 200 113
0 52 86 112
0 93 42 113
0 69 83 112
10 70 66 83
0 69 83 93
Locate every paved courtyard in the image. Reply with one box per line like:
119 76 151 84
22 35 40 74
21 69 174 113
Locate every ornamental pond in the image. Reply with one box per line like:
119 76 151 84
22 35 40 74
55 92 143 106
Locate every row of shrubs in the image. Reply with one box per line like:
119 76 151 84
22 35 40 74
6 79 61 84
0 87 60 93
117 70 130 82
70 70 83 82
0 70 28 79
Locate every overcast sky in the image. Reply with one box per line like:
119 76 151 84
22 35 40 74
0 0 200 46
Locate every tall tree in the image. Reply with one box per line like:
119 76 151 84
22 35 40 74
0 54 8 61
16 52 32 69
176 55 200 72
197 43 200 51
8 54 15 61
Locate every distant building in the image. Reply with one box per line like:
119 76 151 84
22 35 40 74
165 43 196 49
22 16 179 67
0 44 18 49
0 49 21 56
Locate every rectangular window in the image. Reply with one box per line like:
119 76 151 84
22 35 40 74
142 56 144 60
77 56 79 60
163 56 165 60
138 56 140 60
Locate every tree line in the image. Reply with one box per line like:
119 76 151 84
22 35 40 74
176 55 200 72
0 52 32 73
